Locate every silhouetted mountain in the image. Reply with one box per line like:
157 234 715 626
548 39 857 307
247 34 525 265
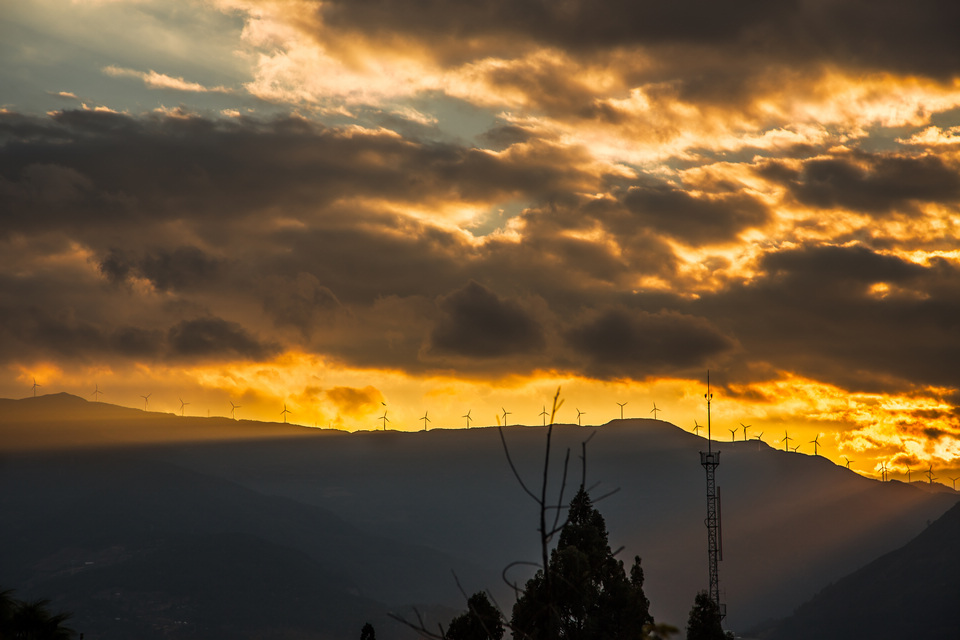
756 500 960 640
1 394 957 636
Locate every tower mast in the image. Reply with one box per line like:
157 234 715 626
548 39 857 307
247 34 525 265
700 371 725 618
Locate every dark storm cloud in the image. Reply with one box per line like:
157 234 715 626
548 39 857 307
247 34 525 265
565 307 735 378
696 245 960 392
318 0 960 79
167 318 276 360
99 247 223 292
620 182 769 243
760 154 960 214
427 281 546 358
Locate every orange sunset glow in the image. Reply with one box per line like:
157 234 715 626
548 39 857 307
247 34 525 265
3 0 960 486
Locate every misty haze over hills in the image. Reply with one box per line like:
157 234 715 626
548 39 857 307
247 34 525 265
1 393 957 639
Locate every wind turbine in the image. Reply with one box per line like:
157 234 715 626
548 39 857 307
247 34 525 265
791 444 800 452
281 404 291 424
91 384 102 402
380 409 389 430
906 467 912 483
576 408 584 426
693 420 702 436
502 408 511 427
539 405 549 426
843 456 854 469
729 427 738 442
809 434 821 456
650 402 660 420
617 401 627 420
421 411 430 431
179 397 189 417
229 401 240 420
879 461 888 482
781 430 792 451
32 378 41 397
141 393 151 411
741 423 750 441
949 476 959 491
463 409 472 428
926 464 936 484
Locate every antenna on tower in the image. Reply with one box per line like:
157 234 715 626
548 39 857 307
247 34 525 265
699 370 725 620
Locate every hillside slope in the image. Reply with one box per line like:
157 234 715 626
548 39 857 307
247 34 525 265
759 500 960 640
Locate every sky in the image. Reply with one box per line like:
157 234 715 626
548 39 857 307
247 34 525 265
2 0 960 482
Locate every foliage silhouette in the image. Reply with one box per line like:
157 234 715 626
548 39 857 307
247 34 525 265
685 591 725 640
360 621 376 640
445 592 504 640
510 488 656 640
0 591 76 640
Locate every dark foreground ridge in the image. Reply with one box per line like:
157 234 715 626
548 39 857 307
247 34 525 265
1 394 957 638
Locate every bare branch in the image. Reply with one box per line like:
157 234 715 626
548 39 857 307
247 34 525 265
498 425 539 503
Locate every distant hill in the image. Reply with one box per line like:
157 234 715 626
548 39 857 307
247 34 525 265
756 500 960 640
1 393 957 637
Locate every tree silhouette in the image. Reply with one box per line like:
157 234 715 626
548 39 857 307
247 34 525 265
446 591 504 640
510 488 656 640
685 591 725 640
360 621 376 640
5 596 75 640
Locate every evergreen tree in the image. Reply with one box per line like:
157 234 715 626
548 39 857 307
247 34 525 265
685 591 724 640
511 488 655 640
446 591 504 640
360 621 376 640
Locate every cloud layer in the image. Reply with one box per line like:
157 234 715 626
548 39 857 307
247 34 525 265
2 0 959 470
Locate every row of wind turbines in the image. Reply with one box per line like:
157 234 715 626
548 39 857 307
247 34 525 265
29 379 958 487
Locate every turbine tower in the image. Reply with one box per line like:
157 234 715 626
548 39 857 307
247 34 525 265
699 371 725 620
809 434 821 456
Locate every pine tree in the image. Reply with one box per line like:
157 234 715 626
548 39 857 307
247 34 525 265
511 488 655 640
446 591 504 640
360 621 376 640
685 591 725 640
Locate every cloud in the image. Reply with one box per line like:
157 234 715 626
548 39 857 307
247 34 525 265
565 307 734 378
103 65 233 93
167 318 276 360
761 153 960 215
427 280 546 359
325 385 384 416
